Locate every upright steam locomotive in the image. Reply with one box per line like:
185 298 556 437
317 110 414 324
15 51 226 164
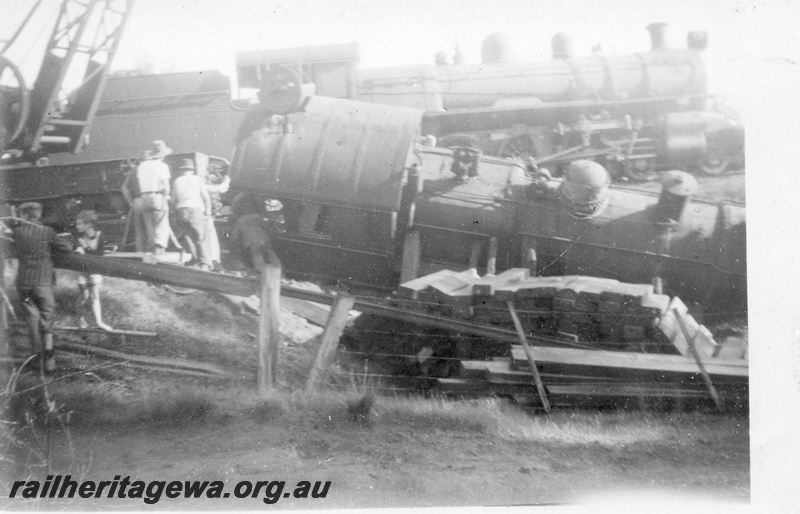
236 23 744 179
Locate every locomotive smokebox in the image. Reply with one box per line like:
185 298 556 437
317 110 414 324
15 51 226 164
551 32 574 60
481 33 516 63
646 22 669 51
654 170 698 224
257 66 316 115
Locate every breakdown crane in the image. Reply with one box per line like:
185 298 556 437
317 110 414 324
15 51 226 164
1 0 134 161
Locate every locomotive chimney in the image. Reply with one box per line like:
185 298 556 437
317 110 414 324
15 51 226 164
646 22 669 50
551 32 574 59
654 170 698 224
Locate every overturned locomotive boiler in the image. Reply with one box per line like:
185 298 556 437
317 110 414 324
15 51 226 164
229 95 746 311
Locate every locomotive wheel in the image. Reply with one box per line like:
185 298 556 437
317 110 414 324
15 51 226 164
0 56 30 149
700 142 730 175
497 133 551 163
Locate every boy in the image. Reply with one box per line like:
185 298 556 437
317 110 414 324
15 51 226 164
73 210 113 331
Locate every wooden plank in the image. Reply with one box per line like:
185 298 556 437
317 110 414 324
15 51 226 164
280 296 358 327
60 348 236 380
658 297 718 358
472 268 530 297
546 383 710 398
56 341 236 377
53 325 158 338
574 277 622 303
396 269 460 300
508 301 551 413
641 293 670 316
473 360 623 384
104 251 191 265
510 345 748 378
433 377 487 393
515 276 574 298
305 293 357 392
675 309 724 412
459 360 491 380
54 252 258 297
429 269 480 306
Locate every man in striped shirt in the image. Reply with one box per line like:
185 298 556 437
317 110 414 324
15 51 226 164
12 202 71 372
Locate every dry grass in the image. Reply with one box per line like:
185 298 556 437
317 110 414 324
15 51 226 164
55 274 247 353
2 260 746 456
14 377 745 453
38 379 216 429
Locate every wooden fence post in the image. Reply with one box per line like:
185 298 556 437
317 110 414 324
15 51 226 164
305 293 355 392
257 264 281 394
0 257 6 360
674 309 724 412
507 300 551 413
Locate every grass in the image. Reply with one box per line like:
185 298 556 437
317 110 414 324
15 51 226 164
2 261 748 470
8 374 745 452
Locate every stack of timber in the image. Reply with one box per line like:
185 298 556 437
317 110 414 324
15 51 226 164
394 268 678 351
437 347 748 409
387 268 748 408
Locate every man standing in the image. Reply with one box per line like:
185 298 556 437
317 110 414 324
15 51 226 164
122 140 172 255
12 202 71 372
200 164 230 271
229 193 282 273
170 159 212 271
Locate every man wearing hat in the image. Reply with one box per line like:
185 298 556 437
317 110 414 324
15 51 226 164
121 140 173 255
11 202 71 372
170 158 212 271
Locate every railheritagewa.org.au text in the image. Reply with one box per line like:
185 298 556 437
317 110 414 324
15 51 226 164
9 475 331 505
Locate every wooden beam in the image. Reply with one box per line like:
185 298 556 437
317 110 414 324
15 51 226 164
257 265 281 394
53 325 158 338
305 293 356 392
509 345 747 379
56 341 236 377
280 296 357 328
507 300 551 413
674 309 724 412
53 252 257 297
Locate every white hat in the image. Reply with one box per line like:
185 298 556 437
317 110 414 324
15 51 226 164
144 140 173 160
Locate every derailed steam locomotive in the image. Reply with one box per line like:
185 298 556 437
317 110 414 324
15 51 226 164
230 88 746 313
